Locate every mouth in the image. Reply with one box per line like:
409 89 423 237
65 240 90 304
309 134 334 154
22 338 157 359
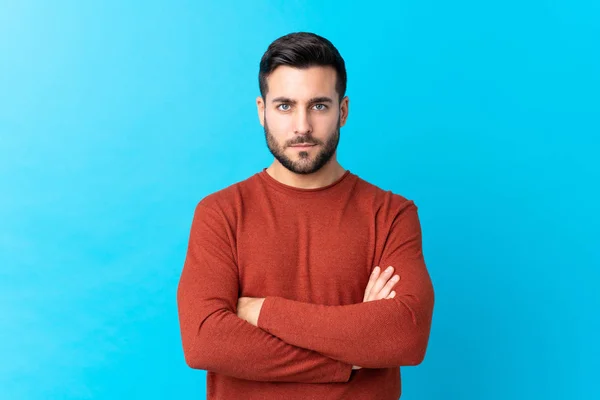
289 143 317 149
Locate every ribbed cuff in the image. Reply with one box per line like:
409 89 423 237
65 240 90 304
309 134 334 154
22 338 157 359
335 362 353 382
256 296 276 332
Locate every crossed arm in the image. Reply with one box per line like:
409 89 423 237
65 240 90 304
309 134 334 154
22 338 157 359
237 265 402 371
177 204 352 383
176 201 434 381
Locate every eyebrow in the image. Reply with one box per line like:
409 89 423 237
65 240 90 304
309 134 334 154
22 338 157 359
271 96 334 105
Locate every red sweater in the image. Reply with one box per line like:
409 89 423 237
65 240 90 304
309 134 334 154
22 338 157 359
176 168 435 399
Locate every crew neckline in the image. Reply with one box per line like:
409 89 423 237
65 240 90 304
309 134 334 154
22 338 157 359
258 167 354 196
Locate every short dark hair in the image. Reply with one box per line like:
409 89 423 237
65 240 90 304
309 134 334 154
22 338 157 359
258 32 347 102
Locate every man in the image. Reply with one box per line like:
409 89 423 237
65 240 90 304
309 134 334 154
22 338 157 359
176 32 435 399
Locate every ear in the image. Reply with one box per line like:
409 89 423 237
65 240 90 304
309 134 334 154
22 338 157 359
339 96 349 127
256 96 265 127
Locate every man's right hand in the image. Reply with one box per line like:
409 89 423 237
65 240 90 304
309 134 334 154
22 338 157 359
353 266 400 370
363 266 400 302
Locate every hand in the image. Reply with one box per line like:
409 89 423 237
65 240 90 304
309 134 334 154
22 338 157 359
236 297 265 327
353 266 400 371
363 266 400 302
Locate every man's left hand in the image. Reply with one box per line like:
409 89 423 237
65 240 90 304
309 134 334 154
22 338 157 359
236 297 265 327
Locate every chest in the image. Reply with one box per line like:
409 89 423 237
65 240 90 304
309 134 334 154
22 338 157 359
236 205 379 305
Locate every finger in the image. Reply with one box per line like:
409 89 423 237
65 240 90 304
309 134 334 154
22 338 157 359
387 290 396 299
376 274 400 300
363 266 380 302
366 267 392 302
368 266 394 301
377 274 400 300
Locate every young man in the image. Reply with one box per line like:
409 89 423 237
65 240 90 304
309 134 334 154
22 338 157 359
176 32 435 400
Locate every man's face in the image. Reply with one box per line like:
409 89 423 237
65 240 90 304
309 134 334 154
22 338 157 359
257 65 349 175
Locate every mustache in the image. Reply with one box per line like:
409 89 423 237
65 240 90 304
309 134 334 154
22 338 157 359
286 138 321 146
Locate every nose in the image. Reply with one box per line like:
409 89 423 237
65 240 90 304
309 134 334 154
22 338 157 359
293 108 312 135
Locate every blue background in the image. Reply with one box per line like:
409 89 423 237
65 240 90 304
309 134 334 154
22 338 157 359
1 1 598 399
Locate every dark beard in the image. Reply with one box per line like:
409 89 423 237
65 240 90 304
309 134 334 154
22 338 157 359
264 116 340 175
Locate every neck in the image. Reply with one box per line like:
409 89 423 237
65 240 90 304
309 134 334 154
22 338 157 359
266 159 346 189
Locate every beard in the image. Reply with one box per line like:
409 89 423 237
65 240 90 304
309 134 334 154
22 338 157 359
264 115 341 175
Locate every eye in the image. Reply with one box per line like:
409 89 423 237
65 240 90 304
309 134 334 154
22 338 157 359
313 104 328 111
277 104 291 111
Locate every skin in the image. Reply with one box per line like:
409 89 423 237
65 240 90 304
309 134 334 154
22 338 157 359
238 65 400 370
256 65 348 188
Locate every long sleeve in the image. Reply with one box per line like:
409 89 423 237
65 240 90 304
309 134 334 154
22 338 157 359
257 202 435 369
176 202 353 383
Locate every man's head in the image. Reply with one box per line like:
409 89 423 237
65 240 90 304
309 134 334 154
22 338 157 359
256 32 349 175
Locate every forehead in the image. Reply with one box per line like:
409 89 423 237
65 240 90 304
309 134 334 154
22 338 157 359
266 65 337 101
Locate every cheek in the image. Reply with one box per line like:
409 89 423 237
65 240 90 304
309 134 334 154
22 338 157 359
268 113 292 131
314 114 339 132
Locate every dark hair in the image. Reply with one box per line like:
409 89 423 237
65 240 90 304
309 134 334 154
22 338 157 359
258 32 347 102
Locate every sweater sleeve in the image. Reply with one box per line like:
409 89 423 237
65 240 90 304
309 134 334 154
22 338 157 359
256 202 435 369
176 202 353 383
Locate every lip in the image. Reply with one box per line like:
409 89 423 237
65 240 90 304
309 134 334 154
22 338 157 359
290 144 317 149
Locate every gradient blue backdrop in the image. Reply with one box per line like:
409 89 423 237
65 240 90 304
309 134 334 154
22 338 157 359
1 1 598 399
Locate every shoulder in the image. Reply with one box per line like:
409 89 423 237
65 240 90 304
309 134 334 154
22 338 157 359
353 174 418 214
195 172 261 216
352 175 422 238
